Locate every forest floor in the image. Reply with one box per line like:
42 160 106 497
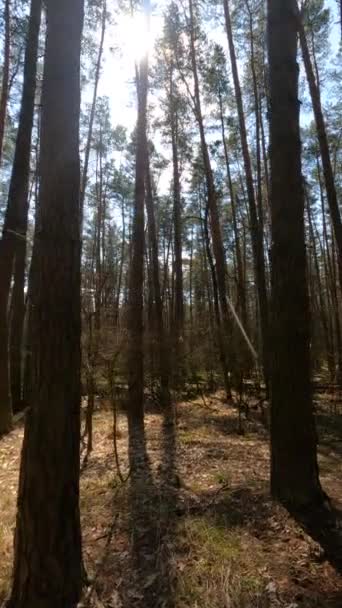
0 391 342 607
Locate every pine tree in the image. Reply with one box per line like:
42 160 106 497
268 0 324 509
7 0 84 604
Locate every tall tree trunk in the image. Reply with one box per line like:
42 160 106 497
127 7 149 436
145 151 170 405
223 0 269 390
188 0 233 394
203 201 231 400
79 0 106 231
0 0 41 434
330 236 342 382
114 196 125 327
7 0 84 605
268 0 323 508
9 238 27 413
260 96 270 209
305 189 334 380
94 134 104 335
219 91 248 335
317 157 342 382
298 10 342 301
0 0 10 167
22 122 41 412
245 0 264 235
169 70 184 385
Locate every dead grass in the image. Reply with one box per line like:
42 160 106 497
0 394 341 607
0 427 23 601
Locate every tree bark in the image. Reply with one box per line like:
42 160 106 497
268 0 323 508
7 0 84 605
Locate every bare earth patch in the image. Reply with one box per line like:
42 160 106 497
0 394 341 607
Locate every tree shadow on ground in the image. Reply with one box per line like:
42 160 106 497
183 486 274 532
178 405 243 436
290 502 342 576
178 399 269 439
180 485 342 606
187 480 342 574
123 412 178 608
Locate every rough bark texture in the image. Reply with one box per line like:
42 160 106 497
0 0 41 433
268 0 323 508
7 0 84 605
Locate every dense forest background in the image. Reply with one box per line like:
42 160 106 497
0 0 341 607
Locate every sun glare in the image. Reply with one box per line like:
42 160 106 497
117 12 161 64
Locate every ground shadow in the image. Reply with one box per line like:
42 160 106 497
179 484 342 606
122 412 178 608
182 486 274 532
290 502 342 576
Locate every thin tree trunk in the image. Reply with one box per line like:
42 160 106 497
189 224 194 336
127 4 149 436
80 0 106 231
188 0 233 392
245 0 264 234
0 0 41 434
22 119 41 410
145 151 170 405
330 235 342 382
9 238 27 413
114 196 125 327
219 91 248 334
7 0 84 605
94 136 103 334
203 201 231 400
170 70 184 385
223 0 269 389
305 189 334 380
268 0 323 508
260 96 270 208
0 0 10 166
298 10 342 298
